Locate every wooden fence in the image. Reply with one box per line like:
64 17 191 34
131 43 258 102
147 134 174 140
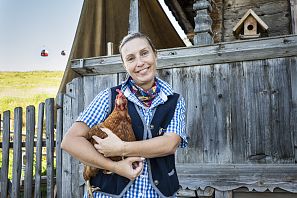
0 95 63 198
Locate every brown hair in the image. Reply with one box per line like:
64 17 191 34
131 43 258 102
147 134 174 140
119 32 157 56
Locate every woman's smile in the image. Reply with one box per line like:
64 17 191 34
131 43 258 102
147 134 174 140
121 37 157 90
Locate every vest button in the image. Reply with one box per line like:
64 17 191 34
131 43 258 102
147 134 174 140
150 125 154 129
154 180 159 186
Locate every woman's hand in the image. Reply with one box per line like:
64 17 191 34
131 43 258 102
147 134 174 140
112 157 144 180
92 128 125 157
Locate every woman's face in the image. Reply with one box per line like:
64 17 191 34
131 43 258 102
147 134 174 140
121 37 157 90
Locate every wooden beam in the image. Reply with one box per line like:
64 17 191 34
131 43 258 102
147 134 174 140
290 0 297 34
168 0 194 34
176 163 297 193
128 0 140 34
71 35 297 75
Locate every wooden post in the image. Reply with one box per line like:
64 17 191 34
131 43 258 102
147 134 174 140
291 0 297 34
215 190 233 198
193 0 213 45
55 94 64 198
107 42 114 56
34 103 44 198
46 99 55 198
1 111 10 198
128 0 140 34
24 106 35 198
12 108 23 198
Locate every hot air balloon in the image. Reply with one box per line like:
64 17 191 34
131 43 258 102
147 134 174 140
41 49 48 57
61 50 66 56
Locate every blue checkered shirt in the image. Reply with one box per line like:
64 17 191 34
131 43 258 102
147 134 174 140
78 77 188 198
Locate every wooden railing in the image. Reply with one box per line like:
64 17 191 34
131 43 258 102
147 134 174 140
0 95 63 198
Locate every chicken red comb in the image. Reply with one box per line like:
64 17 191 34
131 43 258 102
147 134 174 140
116 89 123 96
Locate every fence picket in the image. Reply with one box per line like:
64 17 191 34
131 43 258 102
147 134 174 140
24 106 35 198
34 103 45 198
1 111 11 198
46 99 55 198
11 107 22 198
56 94 63 198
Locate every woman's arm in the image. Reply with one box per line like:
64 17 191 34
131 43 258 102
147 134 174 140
93 96 187 158
61 122 144 180
93 129 181 158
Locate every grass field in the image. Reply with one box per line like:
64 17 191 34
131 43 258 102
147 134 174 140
0 71 63 179
0 71 64 115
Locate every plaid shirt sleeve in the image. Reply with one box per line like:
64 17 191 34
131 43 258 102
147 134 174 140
165 95 188 148
76 88 110 128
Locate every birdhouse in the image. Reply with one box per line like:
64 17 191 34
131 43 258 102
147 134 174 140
233 9 268 39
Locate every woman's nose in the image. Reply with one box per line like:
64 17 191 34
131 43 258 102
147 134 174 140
136 57 144 67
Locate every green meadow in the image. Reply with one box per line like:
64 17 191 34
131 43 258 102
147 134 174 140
0 71 63 179
0 71 63 114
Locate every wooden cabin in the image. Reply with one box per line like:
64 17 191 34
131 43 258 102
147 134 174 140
59 0 297 197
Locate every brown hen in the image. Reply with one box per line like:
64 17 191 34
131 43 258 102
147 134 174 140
83 89 136 198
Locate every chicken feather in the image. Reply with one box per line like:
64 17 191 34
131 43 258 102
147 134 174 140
83 89 136 197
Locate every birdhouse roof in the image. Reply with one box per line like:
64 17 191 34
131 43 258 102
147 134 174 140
233 9 268 34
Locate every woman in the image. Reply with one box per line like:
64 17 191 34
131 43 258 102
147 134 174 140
61 32 188 198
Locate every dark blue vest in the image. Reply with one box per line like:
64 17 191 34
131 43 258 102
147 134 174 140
90 85 180 197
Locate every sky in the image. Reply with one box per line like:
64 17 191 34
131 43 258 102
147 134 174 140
0 0 187 72
0 0 84 72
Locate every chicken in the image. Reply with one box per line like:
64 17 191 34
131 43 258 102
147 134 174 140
83 89 136 198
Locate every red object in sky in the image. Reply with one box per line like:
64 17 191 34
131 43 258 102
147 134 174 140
41 49 48 57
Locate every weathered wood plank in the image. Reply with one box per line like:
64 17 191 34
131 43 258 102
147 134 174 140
157 69 173 86
45 99 55 198
83 74 118 108
93 74 118 102
128 0 139 34
267 58 294 162
61 91 73 198
71 35 297 76
212 64 232 163
62 77 84 198
82 76 95 108
176 163 297 193
242 60 271 163
34 103 44 198
1 111 10 198
11 107 22 198
173 67 203 163
289 57 297 163
24 106 35 198
210 0 224 43
55 94 63 198
230 62 249 163
291 0 297 34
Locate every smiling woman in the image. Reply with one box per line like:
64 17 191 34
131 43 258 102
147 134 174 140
120 35 157 91
61 32 188 198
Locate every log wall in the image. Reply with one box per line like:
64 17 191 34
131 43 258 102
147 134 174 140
65 35 297 197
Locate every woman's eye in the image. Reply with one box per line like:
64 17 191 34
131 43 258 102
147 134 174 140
126 57 134 62
141 51 149 56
